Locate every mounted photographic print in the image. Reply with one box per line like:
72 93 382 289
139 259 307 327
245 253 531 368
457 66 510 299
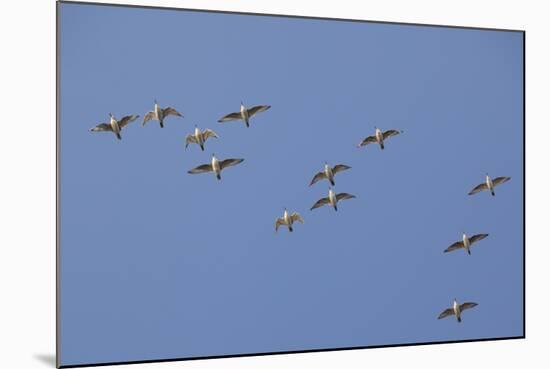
57 1 524 367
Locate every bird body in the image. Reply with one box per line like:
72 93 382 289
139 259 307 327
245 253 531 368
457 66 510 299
328 188 338 210
324 164 334 184
275 209 304 232
109 114 121 139
375 127 384 149
452 300 461 322
462 233 471 254
212 155 221 180
240 103 250 127
154 102 162 122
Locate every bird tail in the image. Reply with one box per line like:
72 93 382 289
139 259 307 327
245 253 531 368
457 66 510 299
216 173 221 180
245 119 249 128
330 178 335 186
160 120 164 128
334 205 338 212
116 132 121 140
457 316 462 323
200 144 204 151
380 143 385 150
467 248 471 255
491 190 495 196
289 226 293 232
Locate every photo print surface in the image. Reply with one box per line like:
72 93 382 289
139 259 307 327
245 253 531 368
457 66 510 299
58 2 524 367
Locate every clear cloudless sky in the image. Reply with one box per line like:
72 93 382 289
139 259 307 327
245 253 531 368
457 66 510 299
59 2 524 366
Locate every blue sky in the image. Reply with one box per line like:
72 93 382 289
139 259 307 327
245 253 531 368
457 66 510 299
59 3 524 366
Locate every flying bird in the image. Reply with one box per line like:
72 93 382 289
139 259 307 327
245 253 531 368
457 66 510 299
358 126 402 150
438 299 478 323
188 154 243 180
310 187 356 211
218 102 271 128
468 173 511 196
185 126 219 151
142 100 183 128
90 113 139 140
309 162 351 186
275 208 304 232
444 233 489 255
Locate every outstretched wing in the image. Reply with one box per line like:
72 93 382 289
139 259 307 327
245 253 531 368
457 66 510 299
310 197 330 210
185 134 197 149
142 111 155 126
493 176 511 186
383 129 402 139
118 114 139 128
202 129 219 141
247 105 271 117
291 212 304 224
219 158 244 170
358 135 377 147
336 193 356 201
468 183 488 195
218 112 241 122
275 217 285 232
162 107 183 118
90 123 112 132
438 308 454 319
469 233 488 244
332 164 351 174
459 302 478 312
309 171 327 186
444 241 464 253
188 164 213 174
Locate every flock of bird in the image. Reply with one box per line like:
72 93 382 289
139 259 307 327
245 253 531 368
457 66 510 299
90 99 512 325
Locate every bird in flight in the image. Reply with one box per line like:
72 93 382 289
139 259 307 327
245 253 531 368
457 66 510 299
90 113 139 140
311 187 356 212
188 154 244 180
468 173 511 196
218 102 271 128
444 232 489 255
438 299 478 323
309 162 351 186
185 126 219 151
142 100 183 128
275 208 304 232
358 126 402 150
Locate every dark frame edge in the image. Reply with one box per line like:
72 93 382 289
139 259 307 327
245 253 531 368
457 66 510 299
56 1 62 368
57 0 525 33
522 30 526 339
59 336 525 368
